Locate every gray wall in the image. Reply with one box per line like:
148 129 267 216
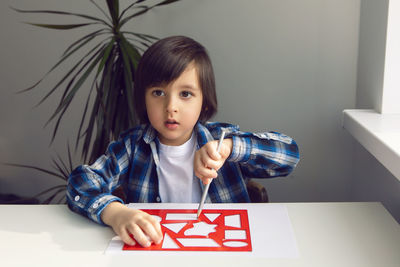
356 0 388 111
1 1 360 205
352 0 400 221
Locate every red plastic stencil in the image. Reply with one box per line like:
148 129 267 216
123 209 252 252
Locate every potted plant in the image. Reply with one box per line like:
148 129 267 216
3 0 181 204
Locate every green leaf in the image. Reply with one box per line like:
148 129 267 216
155 0 181 7
122 31 158 44
119 0 181 27
3 163 66 181
119 40 136 124
32 185 67 200
90 0 112 23
36 41 105 107
24 22 97 30
56 194 67 204
119 6 150 27
76 89 92 152
82 91 101 162
106 0 119 25
67 141 73 172
97 54 116 138
96 37 115 76
11 7 111 27
46 44 105 141
62 29 107 56
120 35 141 68
49 100 71 145
17 32 104 95
42 188 67 204
119 0 146 20
52 155 69 179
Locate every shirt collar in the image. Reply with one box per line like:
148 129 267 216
195 122 214 147
141 122 214 147
142 124 157 144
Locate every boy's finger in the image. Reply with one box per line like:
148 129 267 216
196 166 218 180
194 172 211 185
128 224 151 247
202 157 219 171
140 217 163 245
119 228 136 246
148 216 163 240
203 177 213 185
219 143 231 159
207 142 221 160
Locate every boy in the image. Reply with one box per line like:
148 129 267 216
67 36 299 248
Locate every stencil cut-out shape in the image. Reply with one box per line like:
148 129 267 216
184 221 217 236
224 214 241 228
162 233 180 249
165 213 197 221
225 230 247 239
162 223 187 234
152 215 162 222
177 238 220 247
223 241 248 247
122 209 252 252
204 213 220 222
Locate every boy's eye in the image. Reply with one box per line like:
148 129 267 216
151 90 165 97
180 91 193 98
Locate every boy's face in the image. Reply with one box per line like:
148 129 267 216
145 63 203 146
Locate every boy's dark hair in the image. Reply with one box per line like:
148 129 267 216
134 36 217 124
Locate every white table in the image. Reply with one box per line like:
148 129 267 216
1 203 399 267
343 109 400 180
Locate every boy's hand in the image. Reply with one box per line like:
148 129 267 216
194 138 232 185
101 202 163 247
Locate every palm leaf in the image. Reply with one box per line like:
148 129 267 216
119 6 151 27
33 37 104 106
119 0 145 20
106 0 119 25
3 162 66 181
155 0 181 6
76 79 97 153
18 31 105 95
90 0 112 22
57 41 108 106
15 0 181 165
97 37 116 76
11 7 111 27
42 187 67 204
24 22 98 30
62 28 107 56
45 43 106 128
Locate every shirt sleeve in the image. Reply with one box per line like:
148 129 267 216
228 131 300 178
66 136 131 225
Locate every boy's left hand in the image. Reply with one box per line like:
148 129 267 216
194 138 232 185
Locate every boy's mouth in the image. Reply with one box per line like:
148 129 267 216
165 119 179 129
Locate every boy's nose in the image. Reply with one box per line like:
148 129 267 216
165 96 178 113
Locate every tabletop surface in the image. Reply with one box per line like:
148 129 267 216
1 202 399 267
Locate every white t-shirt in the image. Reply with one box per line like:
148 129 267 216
158 134 202 203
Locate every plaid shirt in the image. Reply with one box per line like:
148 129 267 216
67 122 299 225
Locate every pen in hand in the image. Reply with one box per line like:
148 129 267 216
196 130 227 219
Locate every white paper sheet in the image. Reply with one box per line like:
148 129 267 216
105 203 299 258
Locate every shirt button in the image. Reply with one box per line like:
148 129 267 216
74 195 80 201
93 203 99 209
156 196 161 202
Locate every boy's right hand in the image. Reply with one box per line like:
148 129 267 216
101 202 163 247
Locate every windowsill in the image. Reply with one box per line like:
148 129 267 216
342 109 400 181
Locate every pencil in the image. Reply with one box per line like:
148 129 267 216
196 130 227 219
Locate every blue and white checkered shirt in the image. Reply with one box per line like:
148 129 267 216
67 122 299 225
